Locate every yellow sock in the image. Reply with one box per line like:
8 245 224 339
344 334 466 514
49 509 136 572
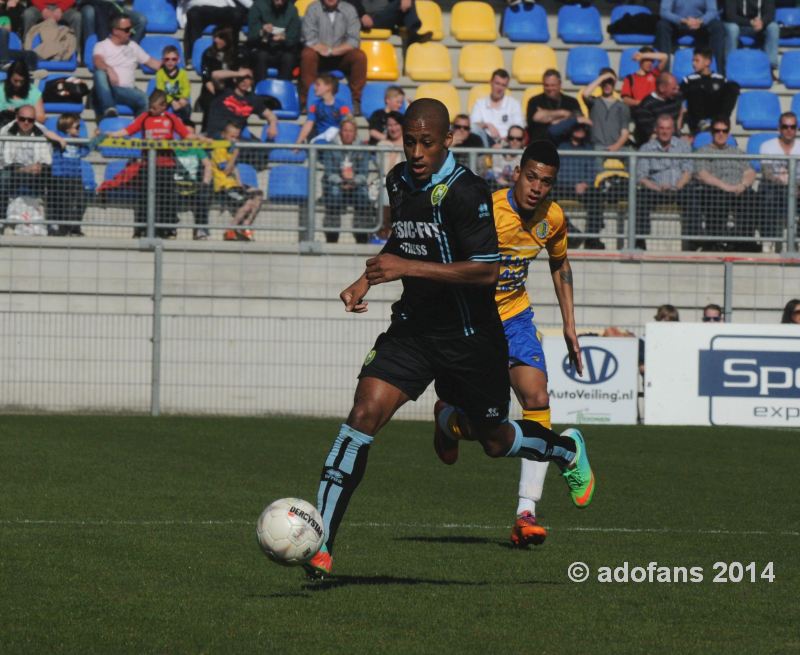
447 413 464 439
523 408 551 430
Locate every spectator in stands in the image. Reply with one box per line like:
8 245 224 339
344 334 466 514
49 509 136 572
632 72 683 145
484 124 523 192
105 89 196 237
781 298 800 324
375 109 402 241
470 68 523 147
347 0 431 49
0 18 39 69
0 104 52 232
320 116 372 244
179 0 247 70
173 145 213 240
47 112 88 236
655 0 726 74
0 59 45 126
156 44 192 125
655 303 680 321
581 68 631 152
525 69 587 146
556 123 605 249
204 69 278 140
0 0 26 34
22 0 81 58
300 0 367 114
451 112 484 167
247 0 300 82
196 26 249 131
680 46 739 135
621 47 668 108
695 116 757 251
80 0 146 49
636 113 697 250
723 0 778 75
367 84 404 144
212 121 264 242
92 13 160 119
296 73 351 144
702 303 724 321
760 111 800 253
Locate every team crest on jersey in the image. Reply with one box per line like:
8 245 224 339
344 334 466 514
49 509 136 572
535 220 549 239
478 202 490 219
431 184 449 206
364 349 377 366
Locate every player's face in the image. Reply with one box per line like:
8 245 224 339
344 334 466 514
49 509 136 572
513 160 557 212
403 118 452 184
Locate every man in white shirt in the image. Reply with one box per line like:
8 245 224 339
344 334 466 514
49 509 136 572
92 13 161 119
759 111 800 249
469 68 523 147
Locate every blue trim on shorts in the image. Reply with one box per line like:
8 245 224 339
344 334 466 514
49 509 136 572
502 307 547 375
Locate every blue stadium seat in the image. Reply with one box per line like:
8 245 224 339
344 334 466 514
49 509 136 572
736 90 781 129
44 116 89 138
779 50 800 88
746 132 777 172
84 34 97 72
777 7 800 46
31 34 77 72
39 75 84 113
8 32 21 50
191 36 213 70
268 165 308 203
81 161 97 193
566 47 610 85
792 92 800 116
238 163 259 189
139 36 183 74
726 49 772 88
360 82 406 119
677 34 695 46
609 5 655 45
692 131 736 149
98 117 141 158
306 81 352 113
254 79 300 119
503 2 549 42
617 46 642 78
672 48 717 82
133 0 179 33
263 122 306 163
557 5 602 43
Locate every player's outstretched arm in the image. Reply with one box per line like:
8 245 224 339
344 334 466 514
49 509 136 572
550 256 583 376
365 254 498 287
340 273 370 313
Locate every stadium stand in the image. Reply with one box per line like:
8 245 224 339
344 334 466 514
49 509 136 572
467 83 492 113
416 1 444 41
558 4 603 44
133 0 179 34
264 122 306 163
30 34 78 73
404 42 452 82
726 49 773 89
736 91 781 129
672 48 717 81
779 51 800 88
360 40 400 81
414 82 461 120
267 164 309 204
458 44 505 83
792 93 800 116
360 81 405 118
39 75 85 113
139 36 184 74
294 0 315 18
255 79 301 120
512 44 557 84
450 1 498 42
608 5 655 46
777 7 800 47
502 3 549 43
692 130 736 149
566 47 611 85
360 29 393 41
746 132 777 171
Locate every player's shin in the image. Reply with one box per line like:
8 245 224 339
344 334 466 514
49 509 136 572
505 419 576 470
516 408 551 515
317 424 373 553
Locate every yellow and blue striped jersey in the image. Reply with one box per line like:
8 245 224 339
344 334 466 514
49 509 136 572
493 187 568 322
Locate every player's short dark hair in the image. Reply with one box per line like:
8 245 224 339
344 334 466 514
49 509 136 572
162 44 179 58
404 98 451 137
385 110 404 125
639 45 654 54
491 68 510 81
782 298 800 323
693 46 713 60
520 140 560 170
599 67 616 80
655 304 680 321
704 303 722 314
542 69 561 81
317 73 339 94
779 111 797 125
110 13 131 30
454 113 470 123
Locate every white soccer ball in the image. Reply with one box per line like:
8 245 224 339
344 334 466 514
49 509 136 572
256 498 325 566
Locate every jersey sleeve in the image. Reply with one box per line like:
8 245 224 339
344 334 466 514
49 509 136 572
445 177 498 263
546 205 568 260
124 112 147 136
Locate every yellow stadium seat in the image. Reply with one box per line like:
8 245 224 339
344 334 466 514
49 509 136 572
467 84 491 113
360 40 399 80
451 1 497 41
521 85 544 115
416 0 444 41
414 83 461 121
360 28 392 40
405 42 452 82
512 44 558 84
295 0 315 17
458 44 504 83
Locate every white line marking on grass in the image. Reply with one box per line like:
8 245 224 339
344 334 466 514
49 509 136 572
1 519 798 537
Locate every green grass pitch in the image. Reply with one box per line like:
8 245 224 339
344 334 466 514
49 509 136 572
1 416 798 654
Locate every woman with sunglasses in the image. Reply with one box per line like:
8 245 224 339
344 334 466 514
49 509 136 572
0 59 45 127
781 299 800 325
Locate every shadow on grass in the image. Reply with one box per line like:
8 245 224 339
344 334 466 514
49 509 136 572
395 535 530 550
248 592 313 599
302 574 488 591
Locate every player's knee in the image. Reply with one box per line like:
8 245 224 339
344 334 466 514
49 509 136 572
346 401 384 435
519 390 549 412
479 435 508 458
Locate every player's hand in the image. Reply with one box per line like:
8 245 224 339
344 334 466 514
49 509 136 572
340 277 370 312
564 329 583 376
365 253 409 285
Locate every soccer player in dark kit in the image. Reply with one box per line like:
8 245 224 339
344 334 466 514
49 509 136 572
304 98 595 579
